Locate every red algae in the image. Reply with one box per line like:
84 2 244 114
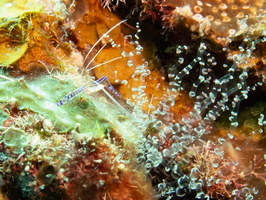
0 0 266 200
64 139 152 200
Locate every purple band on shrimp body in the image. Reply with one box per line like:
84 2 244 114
93 76 121 97
56 76 121 106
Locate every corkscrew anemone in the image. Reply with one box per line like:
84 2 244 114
0 0 266 200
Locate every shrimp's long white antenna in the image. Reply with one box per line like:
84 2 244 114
88 56 122 71
38 60 54 75
85 43 107 69
0 75 14 82
83 19 127 64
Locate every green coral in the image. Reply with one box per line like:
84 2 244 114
3 127 29 154
0 73 109 138
0 104 9 125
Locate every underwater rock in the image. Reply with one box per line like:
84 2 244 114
168 0 266 38
1 0 266 200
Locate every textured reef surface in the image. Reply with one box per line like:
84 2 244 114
0 0 266 200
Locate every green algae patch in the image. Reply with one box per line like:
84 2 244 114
0 0 43 20
0 105 9 125
0 42 28 66
3 127 29 154
0 73 109 138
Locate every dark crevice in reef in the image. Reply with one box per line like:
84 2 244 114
1 174 37 200
155 22 228 82
111 0 143 19
215 73 266 129
1 165 68 200
240 77 266 111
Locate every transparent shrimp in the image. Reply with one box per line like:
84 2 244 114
56 19 130 112
56 76 120 106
